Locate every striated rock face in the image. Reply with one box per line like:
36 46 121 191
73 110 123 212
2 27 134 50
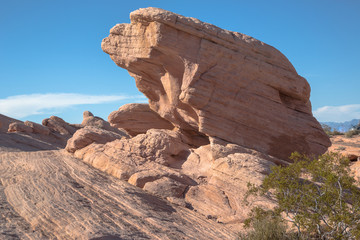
0 150 235 239
1 115 72 151
102 7 330 160
108 103 174 136
69 128 279 229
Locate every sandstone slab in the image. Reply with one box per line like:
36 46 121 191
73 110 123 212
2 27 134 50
0 150 236 239
108 103 174 136
102 7 330 160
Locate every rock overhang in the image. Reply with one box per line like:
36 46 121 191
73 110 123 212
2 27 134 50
102 7 331 160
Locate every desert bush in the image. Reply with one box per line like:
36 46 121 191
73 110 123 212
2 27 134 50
321 124 343 137
345 129 360 138
238 207 299 240
245 152 360 240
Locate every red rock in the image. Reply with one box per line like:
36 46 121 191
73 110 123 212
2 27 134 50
42 116 78 135
24 121 50 135
8 122 33 133
108 103 174 136
65 126 128 153
102 7 330 160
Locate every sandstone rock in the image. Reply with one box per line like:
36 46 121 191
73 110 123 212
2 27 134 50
71 126 276 230
24 120 50 135
0 115 72 151
108 103 174 136
0 150 236 239
74 129 191 180
8 122 33 133
143 176 187 198
128 169 193 188
42 116 78 135
182 143 277 225
83 110 94 118
65 126 128 153
0 114 22 133
102 7 330 160
81 110 122 134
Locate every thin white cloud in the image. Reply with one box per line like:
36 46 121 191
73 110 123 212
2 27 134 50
0 93 146 118
313 104 360 122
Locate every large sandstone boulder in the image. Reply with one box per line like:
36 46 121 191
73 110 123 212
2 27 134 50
102 7 330 160
108 103 174 136
65 126 129 153
42 116 78 136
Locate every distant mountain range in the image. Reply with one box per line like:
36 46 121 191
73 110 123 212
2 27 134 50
321 119 360 133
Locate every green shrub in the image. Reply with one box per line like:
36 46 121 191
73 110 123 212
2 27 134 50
238 207 299 240
245 152 360 240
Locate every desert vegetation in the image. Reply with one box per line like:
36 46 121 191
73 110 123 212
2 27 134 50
242 152 360 240
322 123 360 138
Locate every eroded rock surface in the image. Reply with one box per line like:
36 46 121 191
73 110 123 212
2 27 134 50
65 126 129 153
108 103 174 136
0 115 71 152
102 7 330 160
0 150 235 240
70 128 276 230
82 110 124 134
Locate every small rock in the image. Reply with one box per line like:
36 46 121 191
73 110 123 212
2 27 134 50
8 122 33 133
24 121 50 135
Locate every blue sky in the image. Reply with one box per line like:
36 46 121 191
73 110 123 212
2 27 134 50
0 0 359 123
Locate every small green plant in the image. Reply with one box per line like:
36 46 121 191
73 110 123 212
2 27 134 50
244 152 360 240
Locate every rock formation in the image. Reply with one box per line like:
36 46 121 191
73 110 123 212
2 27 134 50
0 115 72 151
108 103 174 136
82 110 125 134
102 7 330 160
65 126 129 153
42 115 79 136
0 150 235 239
0 7 339 239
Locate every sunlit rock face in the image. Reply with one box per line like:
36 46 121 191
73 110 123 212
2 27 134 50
102 7 330 160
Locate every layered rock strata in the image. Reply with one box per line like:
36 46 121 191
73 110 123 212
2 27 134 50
68 128 278 229
102 7 330 160
108 103 174 136
0 150 235 239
